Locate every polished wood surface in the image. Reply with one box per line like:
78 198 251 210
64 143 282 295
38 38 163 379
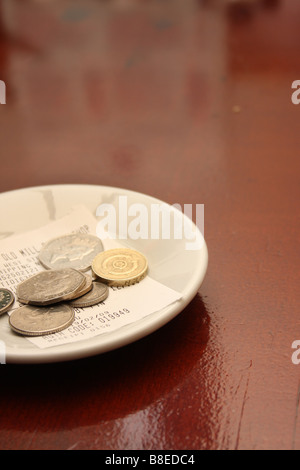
0 0 299 450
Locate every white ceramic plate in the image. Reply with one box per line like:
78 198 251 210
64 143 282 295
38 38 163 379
0 184 208 364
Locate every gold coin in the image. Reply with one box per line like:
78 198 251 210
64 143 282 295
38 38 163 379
92 248 148 287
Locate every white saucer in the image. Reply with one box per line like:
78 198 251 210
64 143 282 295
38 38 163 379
0 184 208 364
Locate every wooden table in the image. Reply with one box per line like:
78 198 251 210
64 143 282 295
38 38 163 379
0 0 299 451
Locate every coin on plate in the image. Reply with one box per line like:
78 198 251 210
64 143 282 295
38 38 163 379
92 248 148 287
0 288 15 316
9 304 75 336
38 233 104 272
16 268 86 306
69 281 109 307
68 273 93 300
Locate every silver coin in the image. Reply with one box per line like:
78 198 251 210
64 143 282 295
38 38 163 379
9 304 75 336
68 273 93 300
0 288 15 316
16 268 86 306
38 233 104 272
69 281 109 308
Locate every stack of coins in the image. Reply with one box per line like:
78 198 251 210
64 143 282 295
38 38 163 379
1 232 148 338
9 268 109 337
8 233 109 337
16 268 90 306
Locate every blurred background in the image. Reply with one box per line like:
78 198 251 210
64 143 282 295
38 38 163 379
0 0 298 201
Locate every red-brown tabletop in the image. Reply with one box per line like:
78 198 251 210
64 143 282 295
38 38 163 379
0 0 299 451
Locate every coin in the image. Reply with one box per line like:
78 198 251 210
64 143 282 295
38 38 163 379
0 288 15 316
16 268 86 306
38 233 104 272
69 281 109 307
68 273 93 300
9 304 75 336
92 248 148 287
